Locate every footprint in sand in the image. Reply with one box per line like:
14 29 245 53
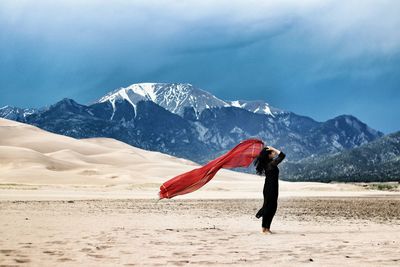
119 250 133 255
57 257 74 262
87 253 105 258
46 240 68 245
167 260 190 266
19 242 34 248
95 245 113 250
14 258 31 263
148 255 167 259
149 241 165 245
0 249 16 255
43 250 64 256
172 252 187 256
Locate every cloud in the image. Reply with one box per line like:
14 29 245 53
1 0 399 57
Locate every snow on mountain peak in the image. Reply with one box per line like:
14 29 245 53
125 83 157 101
97 83 229 119
97 83 286 120
97 83 159 119
227 100 283 116
0 105 37 120
98 83 156 103
230 100 244 108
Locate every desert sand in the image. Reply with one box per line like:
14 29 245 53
1 198 400 266
1 118 400 266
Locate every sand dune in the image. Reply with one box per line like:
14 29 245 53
1 117 398 200
0 118 201 186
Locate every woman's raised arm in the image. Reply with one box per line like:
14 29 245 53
269 147 286 166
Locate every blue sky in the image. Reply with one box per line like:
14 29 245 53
0 0 399 133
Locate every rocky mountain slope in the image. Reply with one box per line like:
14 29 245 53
1 83 384 167
283 131 400 182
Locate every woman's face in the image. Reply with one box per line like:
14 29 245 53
267 150 277 159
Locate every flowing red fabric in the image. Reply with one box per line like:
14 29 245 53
158 138 265 199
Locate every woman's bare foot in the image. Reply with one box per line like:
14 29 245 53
261 228 273 234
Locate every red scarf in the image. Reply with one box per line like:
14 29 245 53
158 138 265 199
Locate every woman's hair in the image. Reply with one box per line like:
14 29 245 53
253 147 273 176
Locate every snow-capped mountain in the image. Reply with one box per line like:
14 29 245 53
0 82 385 170
96 83 286 120
97 83 230 119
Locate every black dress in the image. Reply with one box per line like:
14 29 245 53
255 151 286 228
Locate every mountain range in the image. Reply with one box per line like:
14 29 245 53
283 131 400 182
1 82 392 181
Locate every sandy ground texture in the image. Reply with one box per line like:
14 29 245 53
1 197 400 267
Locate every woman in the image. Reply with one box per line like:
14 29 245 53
253 146 286 234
